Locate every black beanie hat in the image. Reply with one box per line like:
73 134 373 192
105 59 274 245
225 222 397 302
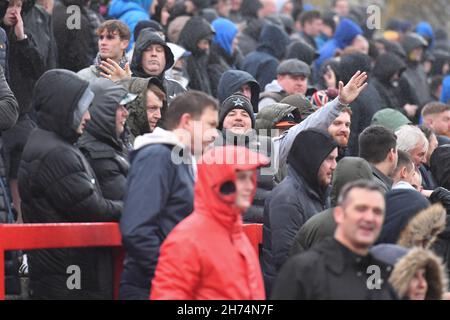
287 128 338 195
219 93 255 130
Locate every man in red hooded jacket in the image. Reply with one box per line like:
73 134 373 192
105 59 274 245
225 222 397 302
150 145 269 300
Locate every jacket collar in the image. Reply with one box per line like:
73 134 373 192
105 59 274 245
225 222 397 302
318 238 373 275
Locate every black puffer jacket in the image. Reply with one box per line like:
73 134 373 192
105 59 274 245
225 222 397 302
18 70 123 299
130 29 185 104
78 79 130 201
178 16 216 95
372 53 407 111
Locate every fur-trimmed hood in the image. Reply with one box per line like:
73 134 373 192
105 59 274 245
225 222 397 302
397 203 446 249
389 247 448 300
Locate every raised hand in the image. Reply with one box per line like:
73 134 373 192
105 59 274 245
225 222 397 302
338 70 368 105
100 58 131 82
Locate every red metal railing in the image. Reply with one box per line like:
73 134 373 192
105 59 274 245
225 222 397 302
0 223 123 300
0 222 263 300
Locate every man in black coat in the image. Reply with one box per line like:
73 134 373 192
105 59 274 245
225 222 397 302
18 69 123 299
78 78 136 201
272 180 397 300
261 128 338 294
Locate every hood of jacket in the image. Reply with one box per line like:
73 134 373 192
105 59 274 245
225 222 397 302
108 0 152 18
415 21 434 49
130 29 174 79
287 128 338 198
333 18 363 50
430 144 450 189
178 16 215 56
330 157 374 206
240 0 262 19
255 103 297 133
33 69 91 144
83 78 128 148
217 70 260 112
397 203 446 249
285 40 319 66
377 189 430 245
212 18 238 56
121 76 167 137
131 127 185 163
338 53 372 84
194 145 268 231
257 23 290 60
390 247 448 300
373 53 407 84
401 33 428 58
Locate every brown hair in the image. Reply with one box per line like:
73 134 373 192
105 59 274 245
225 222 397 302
147 83 166 103
164 91 218 130
96 20 131 41
421 102 450 118
340 106 353 116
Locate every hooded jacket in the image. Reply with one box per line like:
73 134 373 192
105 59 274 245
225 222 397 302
178 16 216 95
314 18 363 71
285 40 319 66
108 0 152 50
400 33 432 114
53 0 97 72
130 29 185 103
120 76 167 138
236 17 264 57
372 53 407 111
78 79 130 201
377 189 431 245
150 146 267 300
338 53 385 156
390 247 447 300
119 127 196 300
290 157 374 256
18 70 123 299
241 23 290 90
217 70 260 113
261 129 337 294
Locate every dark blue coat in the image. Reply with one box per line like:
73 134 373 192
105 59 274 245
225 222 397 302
241 24 289 90
119 139 195 300
261 167 329 295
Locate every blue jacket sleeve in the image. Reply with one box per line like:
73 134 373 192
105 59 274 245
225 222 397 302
120 147 174 276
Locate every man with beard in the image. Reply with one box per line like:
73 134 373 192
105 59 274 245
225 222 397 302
327 108 351 160
261 129 338 295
